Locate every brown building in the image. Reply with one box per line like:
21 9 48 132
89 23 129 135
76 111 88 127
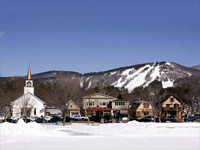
131 101 153 118
161 95 183 120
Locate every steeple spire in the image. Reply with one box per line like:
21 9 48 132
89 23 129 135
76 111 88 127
27 65 31 80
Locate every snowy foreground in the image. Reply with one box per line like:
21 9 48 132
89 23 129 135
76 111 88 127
0 120 200 150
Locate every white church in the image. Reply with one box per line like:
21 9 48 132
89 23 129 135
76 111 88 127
11 66 46 119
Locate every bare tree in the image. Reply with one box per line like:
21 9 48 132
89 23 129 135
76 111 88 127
48 78 82 126
0 88 15 121
0 79 23 120
20 95 36 122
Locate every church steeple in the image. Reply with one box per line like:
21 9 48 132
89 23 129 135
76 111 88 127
27 65 31 80
24 65 34 95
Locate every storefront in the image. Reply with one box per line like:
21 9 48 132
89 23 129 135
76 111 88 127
86 107 112 122
113 109 129 120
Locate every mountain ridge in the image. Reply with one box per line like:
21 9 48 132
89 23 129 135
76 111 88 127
1 62 200 92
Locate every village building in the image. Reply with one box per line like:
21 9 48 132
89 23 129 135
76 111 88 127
11 66 46 119
45 107 62 117
112 99 129 119
161 95 183 120
130 101 153 118
45 100 80 118
83 93 117 119
66 100 81 117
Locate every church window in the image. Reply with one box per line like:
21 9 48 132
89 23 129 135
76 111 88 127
34 108 36 115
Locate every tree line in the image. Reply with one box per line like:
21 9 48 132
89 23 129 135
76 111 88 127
0 77 200 124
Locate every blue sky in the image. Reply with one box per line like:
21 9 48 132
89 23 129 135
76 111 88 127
0 0 200 77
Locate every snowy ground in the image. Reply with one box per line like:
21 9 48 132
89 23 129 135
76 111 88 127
0 120 200 150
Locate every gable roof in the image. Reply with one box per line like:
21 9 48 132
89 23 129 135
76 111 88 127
66 100 80 110
161 95 181 104
131 101 152 111
11 92 45 105
83 93 116 99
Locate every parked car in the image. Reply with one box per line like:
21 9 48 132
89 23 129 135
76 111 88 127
140 116 154 122
64 116 73 122
184 116 195 122
129 116 140 121
35 117 47 123
155 117 167 123
103 115 112 123
73 115 88 121
49 116 60 123
23 118 33 123
44 116 51 122
166 116 176 122
194 114 200 121
3 117 17 123
89 116 101 122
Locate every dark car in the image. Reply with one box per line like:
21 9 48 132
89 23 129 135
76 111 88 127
103 115 112 123
140 116 154 122
49 116 60 123
64 116 73 122
166 116 176 122
194 114 200 121
23 118 33 123
155 117 167 123
3 117 17 123
130 116 139 121
35 117 47 123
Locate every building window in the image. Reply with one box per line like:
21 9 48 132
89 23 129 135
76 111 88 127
166 104 170 107
174 104 179 108
21 108 23 115
87 102 94 106
34 108 36 115
170 98 174 102
116 102 125 106
143 103 149 108
100 102 107 106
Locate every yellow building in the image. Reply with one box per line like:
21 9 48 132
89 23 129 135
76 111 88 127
131 101 153 118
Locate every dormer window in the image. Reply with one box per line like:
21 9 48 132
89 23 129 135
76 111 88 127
143 103 149 108
170 98 174 102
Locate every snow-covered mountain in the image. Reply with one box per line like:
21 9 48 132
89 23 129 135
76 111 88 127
4 62 200 93
80 62 200 92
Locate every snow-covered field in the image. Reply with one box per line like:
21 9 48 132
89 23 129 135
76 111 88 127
0 120 200 150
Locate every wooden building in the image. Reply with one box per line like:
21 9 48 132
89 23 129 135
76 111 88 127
161 95 183 120
131 101 153 118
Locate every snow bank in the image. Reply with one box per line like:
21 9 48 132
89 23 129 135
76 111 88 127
0 119 51 137
61 121 200 138
1 120 199 138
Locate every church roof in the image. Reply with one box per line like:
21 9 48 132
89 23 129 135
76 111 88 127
11 92 46 105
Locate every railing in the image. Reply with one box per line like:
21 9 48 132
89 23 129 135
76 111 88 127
163 107 181 111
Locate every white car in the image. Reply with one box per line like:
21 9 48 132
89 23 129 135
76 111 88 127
73 115 88 121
